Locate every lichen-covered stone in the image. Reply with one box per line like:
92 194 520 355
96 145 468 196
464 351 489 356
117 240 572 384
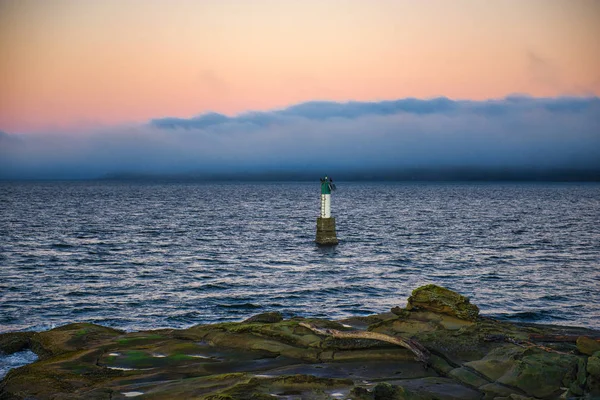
371 382 424 400
406 285 479 321
497 349 579 398
372 382 398 400
588 351 600 396
479 382 519 399
350 386 372 399
465 345 583 397
576 335 600 355
30 322 124 359
565 357 587 397
207 374 354 400
464 345 524 381
589 351 600 377
448 366 490 388
0 332 33 354
1 285 599 400
243 311 283 324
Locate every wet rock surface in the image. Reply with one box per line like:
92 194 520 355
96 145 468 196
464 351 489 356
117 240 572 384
1 285 599 400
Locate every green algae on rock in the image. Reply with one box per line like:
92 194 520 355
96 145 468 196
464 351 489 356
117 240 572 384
588 351 600 396
576 335 600 355
405 284 480 321
242 311 283 324
1 284 599 400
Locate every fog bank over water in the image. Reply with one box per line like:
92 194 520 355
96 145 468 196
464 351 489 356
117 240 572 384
1 96 599 180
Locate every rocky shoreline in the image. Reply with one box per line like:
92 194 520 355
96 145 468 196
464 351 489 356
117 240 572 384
1 285 599 400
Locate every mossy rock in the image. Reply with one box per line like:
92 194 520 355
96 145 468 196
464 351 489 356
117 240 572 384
350 383 429 400
139 373 248 399
564 356 587 397
372 382 398 400
100 349 199 369
243 312 283 324
464 345 524 381
588 351 600 395
576 336 600 355
201 329 320 361
479 382 519 399
332 348 415 362
192 318 352 358
390 307 411 318
350 386 373 399
149 340 215 357
406 285 479 321
30 323 124 358
466 344 584 398
0 331 34 354
0 356 121 399
448 366 490 388
341 313 397 329
321 336 389 351
3 287 600 400
205 374 353 400
496 348 579 398
114 333 167 346
589 351 600 377
373 316 438 337
427 354 455 375
414 328 492 364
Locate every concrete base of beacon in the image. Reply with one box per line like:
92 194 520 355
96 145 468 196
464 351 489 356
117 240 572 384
316 217 339 245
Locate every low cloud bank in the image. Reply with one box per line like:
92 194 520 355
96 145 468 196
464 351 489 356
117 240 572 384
1 96 599 180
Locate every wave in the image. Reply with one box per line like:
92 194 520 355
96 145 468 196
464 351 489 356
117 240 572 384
495 309 569 323
216 303 263 310
0 350 38 379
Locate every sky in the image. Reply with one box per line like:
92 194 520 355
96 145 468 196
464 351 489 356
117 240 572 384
1 0 599 179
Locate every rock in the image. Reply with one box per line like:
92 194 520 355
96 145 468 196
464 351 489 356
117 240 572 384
427 354 454 375
0 332 33 354
566 357 587 396
350 386 372 399
243 311 283 324
30 322 124 359
465 345 524 381
396 377 482 400
2 285 600 400
340 313 396 329
405 285 479 321
371 382 424 400
479 382 519 399
390 307 410 318
576 335 600 355
495 348 579 398
448 366 490 388
588 351 600 395
464 342 583 398
589 351 600 376
372 382 398 400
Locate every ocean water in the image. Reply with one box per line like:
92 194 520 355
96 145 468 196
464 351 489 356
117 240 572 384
0 350 37 379
0 181 599 334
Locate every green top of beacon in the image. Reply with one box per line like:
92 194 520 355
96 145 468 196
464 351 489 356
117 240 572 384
320 176 333 194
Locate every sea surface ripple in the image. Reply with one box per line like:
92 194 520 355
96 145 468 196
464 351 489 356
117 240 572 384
1 181 599 333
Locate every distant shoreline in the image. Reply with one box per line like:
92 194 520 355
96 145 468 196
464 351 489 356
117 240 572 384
1 168 600 183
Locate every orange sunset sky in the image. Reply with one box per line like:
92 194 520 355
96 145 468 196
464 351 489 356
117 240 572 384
1 0 599 133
